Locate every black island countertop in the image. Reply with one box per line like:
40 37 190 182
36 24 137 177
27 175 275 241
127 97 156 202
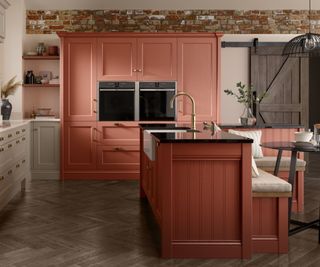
140 123 253 143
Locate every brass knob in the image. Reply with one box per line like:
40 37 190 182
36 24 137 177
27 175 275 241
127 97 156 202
0 137 3 141
16 164 20 168
8 144 12 148
22 160 26 164
93 110 97 113
8 134 12 138
137 69 142 72
133 69 137 72
16 140 20 144
93 99 97 102
22 129 26 132
8 170 12 175
22 137 26 141
0 176 4 181
114 147 124 151
16 131 20 135
0 148 4 152
114 123 124 127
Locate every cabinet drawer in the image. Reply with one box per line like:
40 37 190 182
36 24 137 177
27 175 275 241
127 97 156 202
97 123 139 145
0 165 14 191
97 145 140 171
13 156 27 177
0 125 27 146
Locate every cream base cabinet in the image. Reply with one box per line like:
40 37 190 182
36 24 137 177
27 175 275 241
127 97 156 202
0 122 31 211
31 121 60 180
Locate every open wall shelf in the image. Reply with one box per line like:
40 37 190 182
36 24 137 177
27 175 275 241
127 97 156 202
22 55 60 60
23 84 60 88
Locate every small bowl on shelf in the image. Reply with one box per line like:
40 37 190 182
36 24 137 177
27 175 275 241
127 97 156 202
37 108 51 116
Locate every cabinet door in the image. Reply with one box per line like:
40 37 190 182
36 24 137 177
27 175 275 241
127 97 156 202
97 38 137 80
138 38 177 81
63 38 97 121
32 122 60 170
177 38 220 122
63 122 96 170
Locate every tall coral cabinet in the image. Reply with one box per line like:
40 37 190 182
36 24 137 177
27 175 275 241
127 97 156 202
58 32 222 180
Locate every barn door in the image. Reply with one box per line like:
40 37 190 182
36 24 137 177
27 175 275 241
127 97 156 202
250 46 309 127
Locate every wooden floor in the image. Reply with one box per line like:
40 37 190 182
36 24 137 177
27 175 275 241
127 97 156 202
0 163 320 266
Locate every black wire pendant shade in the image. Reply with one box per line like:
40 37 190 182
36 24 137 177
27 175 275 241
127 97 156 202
282 0 320 57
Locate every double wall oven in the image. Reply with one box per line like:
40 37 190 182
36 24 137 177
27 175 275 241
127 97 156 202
98 81 176 121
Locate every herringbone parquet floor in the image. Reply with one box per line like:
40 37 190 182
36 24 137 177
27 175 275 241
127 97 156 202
0 173 319 266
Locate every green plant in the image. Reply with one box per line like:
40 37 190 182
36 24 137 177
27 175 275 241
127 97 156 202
224 82 267 107
1 76 21 99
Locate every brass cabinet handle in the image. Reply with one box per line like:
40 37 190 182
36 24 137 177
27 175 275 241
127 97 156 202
133 69 137 72
8 134 12 138
22 137 26 141
22 129 26 132
0 137 3 141
114 123 124 127
16 140 20 144
93 110 97 113
114 147 125 151
16 164 20 168
137 69 142 72
93 99 97 102
8 144 12 148
16 131 20 135
0 176 4 181
0 148 4 152
7 170 12 175
22 159 26 164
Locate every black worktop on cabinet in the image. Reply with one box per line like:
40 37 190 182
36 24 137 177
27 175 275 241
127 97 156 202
140 123 253 144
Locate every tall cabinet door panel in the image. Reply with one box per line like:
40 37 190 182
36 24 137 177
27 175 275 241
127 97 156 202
177 38 220 122
138 38 177 81
63 38 97 121
63 122 97 170
97 38 137 81
32 122 60 171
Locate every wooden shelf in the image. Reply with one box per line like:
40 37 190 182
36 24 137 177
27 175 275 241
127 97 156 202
23 84 60 88
22 55 60 60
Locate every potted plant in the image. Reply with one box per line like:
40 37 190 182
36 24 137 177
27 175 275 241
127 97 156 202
224 82 266 125
1 76 21 120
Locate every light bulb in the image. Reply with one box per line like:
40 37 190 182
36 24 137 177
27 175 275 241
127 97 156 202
304 37 316 50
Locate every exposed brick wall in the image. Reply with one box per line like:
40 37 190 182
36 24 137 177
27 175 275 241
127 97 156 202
26 9 320 34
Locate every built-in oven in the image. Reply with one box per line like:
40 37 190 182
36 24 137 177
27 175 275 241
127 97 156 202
139 82 176 121
98 81 136 121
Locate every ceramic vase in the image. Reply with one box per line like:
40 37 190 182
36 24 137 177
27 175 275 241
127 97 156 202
1 99 12 120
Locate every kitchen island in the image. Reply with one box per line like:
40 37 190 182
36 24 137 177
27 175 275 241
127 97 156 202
140 124 253 258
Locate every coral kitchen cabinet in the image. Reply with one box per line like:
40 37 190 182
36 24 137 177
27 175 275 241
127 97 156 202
97 36 177 81
177 35 222 122
62 121 140 179
59 33 222 180
61 37 97 122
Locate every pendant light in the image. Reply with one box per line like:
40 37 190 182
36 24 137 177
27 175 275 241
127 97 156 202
283 0 320 57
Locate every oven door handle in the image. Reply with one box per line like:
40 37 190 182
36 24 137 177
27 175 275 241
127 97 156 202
99 89 135 92
139 89 176 92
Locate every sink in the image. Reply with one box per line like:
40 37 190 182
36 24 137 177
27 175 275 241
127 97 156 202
143 128 200 160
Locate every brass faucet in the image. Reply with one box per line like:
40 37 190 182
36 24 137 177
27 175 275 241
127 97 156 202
170 92 196 130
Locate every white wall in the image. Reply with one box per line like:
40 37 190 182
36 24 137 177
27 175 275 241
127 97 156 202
25 0 315 10
3 0 25 119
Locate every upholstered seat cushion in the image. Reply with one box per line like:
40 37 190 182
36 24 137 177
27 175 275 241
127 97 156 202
255 156 306 172
252 169 292 193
